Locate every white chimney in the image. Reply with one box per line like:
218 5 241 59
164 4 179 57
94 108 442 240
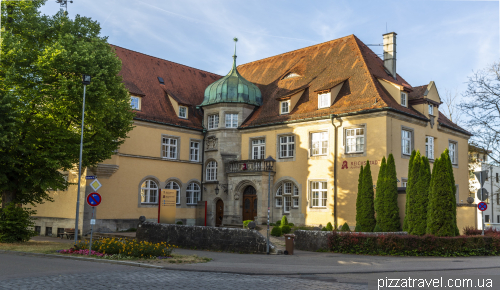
383 32 397 80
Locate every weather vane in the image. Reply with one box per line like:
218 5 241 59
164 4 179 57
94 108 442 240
56 0 73 14
233 37 238 59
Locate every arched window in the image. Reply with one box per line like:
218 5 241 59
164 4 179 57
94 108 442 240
186 183 201 204
141 180 158 204
275 181 299 212
206 161 217 181
165 181 180 205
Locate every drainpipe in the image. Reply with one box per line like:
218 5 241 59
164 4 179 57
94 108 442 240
330 114 340 229
199 107 207 202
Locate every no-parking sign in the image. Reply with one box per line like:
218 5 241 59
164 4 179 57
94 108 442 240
86 192 102 207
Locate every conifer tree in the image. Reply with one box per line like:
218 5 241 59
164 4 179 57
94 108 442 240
443 149 459 236
407 151 421 233
427 152 456 236
383 154 401 232
403 150 417 231
358 161 376 232
410 156 431 235
355 165 364 231
374 157 387 227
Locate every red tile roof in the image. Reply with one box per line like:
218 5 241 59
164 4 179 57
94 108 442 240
112 45 222 130
438 112 471 136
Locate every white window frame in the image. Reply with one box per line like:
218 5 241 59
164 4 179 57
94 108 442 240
401 92 407 107
141 180 158 204
225 113 238 128
428 104 434 116
130 96 141 110
449 141 458 165
284 196 291 213
311 181 327 208
401 178 408 188
208 114 219 130
275 197 283 207
425 136 434 160
165 181 181 205
345 128 364 154
279 135 295 158
179 106 187 118
401 129 412 155
206 161 217 181
190 141 200 162
318 92 331 109
252 139 265 160
311 131 328 156
281 100 290 114
292 197 299 208
162 137 178 159
186 183 200 205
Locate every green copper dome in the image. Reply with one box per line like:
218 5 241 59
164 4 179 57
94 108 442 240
199 38 262 107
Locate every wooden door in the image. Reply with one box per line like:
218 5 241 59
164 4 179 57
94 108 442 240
216 199 224 227
242 186 257 221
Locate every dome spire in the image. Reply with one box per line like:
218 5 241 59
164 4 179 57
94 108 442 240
233 37 238 66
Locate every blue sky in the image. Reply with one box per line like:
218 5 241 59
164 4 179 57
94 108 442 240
41 0 498 104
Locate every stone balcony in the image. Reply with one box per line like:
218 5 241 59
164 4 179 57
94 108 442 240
225 159 276 174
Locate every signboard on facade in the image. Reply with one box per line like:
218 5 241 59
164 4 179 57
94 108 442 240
158 189 176 224
341 160 382 170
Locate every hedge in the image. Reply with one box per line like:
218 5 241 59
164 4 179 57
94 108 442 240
327 232 500 256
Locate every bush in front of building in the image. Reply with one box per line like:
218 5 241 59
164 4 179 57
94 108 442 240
326 222 333 231
74 238 176 258
0 203 37 243
271 226 282 237
281 216 288 226
275 220 281 226
176 221 183 225
403 150 417 231
406 151 421 234
443 149 460 236
243 220 253 229
464 227 500 236
354 224 362 232
327 231 500 256
373 224 382 232
374 157 387 227
281 225 291 234
340 222 350 232
410 156 431 236
355 161 376 232
381 154 401 232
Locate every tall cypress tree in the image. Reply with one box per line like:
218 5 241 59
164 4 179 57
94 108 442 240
383 154 401 232
443 149 459 236
427 152 456 236
355 165 364 231
375 157 387 227
407 151 421 233
358 161 376 232
410 156 431 235
403 150 417 231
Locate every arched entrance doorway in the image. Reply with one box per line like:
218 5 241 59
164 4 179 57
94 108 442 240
215 199 224 227
242 186 257 221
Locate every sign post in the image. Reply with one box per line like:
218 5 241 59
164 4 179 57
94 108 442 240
158 189 176 224
86 192 102 255
475 170 489 236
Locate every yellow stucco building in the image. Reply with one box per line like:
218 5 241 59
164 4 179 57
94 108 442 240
33 32 474 236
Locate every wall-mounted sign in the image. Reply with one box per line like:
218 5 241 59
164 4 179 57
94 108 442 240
341 160 381 170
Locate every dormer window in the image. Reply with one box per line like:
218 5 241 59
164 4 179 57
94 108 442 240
130 96 141 110
428 104 434 115
318 92 331 109
281 100 290 114
400 92 407 107
283 72 300 79
179 106 187 119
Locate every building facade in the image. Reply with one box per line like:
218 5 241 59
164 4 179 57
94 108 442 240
33 33 474 235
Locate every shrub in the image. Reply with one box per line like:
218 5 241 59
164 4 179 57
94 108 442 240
321 227 328 231
176 221 183 225
243 220 253 229
410 156 430 235
374 224 382 232
340 222 350 232
0 203 37 243
288 223 294 227
375 157 387 227
281 225 291 234
403 150 417 231
275 220 281 226
271 226 282 237
383 154 400 232
356 161 376 232
464 226 500 236
326 222 333 231
354 224 362 232
281 216 288 226
327 232 500 256
270 223 276 226
74 238 176 258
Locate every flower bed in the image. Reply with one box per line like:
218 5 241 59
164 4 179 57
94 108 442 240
59 238 176 258
327 231 500 257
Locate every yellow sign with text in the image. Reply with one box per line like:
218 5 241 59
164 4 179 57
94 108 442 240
158 189 176 224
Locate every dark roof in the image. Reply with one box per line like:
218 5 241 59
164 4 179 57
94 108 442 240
236 35 422 128
409 85 427 100
437 112 472 136
112 45 222 130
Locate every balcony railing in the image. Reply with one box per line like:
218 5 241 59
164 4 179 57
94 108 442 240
225 159 275 174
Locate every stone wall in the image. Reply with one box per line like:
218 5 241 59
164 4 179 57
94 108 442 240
137 221 276 254
294 230 408 252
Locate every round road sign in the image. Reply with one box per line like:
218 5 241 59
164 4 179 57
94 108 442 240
478 202 487 212
86 192 102 207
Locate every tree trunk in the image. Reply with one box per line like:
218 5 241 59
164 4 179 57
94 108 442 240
1 191 16 208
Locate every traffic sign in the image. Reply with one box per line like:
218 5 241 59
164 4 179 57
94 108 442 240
474 170 488 187
86 176 96 180
478 202 487 212
86 192 102 207
89 179 102 191
477 188 489 201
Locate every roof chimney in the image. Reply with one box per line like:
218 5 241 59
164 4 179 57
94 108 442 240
383 32 397 80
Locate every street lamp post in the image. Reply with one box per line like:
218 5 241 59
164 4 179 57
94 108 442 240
264 156 275 255
74 74 91 244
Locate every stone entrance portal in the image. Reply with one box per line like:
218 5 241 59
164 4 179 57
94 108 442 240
242 186 257 221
